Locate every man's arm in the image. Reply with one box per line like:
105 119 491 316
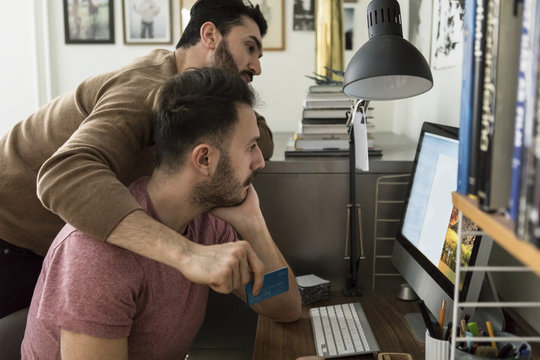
60 329 127 360
211 186 302 323
236 214 302 323
107 210 266 295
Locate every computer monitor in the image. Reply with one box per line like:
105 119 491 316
391 122 492 341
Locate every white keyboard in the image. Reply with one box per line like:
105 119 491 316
309 302 380 358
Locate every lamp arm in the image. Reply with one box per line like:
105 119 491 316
343 99 370 297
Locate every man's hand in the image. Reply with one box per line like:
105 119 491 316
180 240 265 295
210 185 262 234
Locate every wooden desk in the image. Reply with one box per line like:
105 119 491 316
253 291 424 359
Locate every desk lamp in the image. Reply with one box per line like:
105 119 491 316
341 0 433 296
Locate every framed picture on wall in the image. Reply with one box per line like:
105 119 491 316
63 0 115 44
293 0 315 31
430 0 464 69
252 0 284 50
180 0 285 51
122 0 173 44
179 0 196 33
344 6 354 51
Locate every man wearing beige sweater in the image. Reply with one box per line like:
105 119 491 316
0 0 275 318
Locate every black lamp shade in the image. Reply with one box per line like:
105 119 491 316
343 0 433 100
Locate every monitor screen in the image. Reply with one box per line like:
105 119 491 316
400 129 480 293
392 122 490 338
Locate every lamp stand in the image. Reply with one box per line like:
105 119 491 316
342 100 369 297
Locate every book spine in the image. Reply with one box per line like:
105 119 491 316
491 0 523 211
308 85 343 93
509 0 535 222
480 0 522 211
303 101 354 109
477 0 499 207
457 0 477 195
529 1 540 247
528 81 540 246
519 0 540 242
302 108 349 120
468 0 489 196
301 118 348 125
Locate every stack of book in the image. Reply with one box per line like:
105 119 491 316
290 84 377 155
456 0 540 246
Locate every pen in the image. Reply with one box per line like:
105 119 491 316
460 319 467 348
439 300 446 338
497 343 513 358
465 331 474 351
518 343 529 359
418 300 438 339
444 321 453 341
486 321 498 354
460 319 467 337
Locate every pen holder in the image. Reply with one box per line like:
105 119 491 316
453 331 531 360
425 329 450 360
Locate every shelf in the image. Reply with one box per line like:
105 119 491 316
452 192 540 277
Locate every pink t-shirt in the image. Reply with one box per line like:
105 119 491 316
21 177 237 360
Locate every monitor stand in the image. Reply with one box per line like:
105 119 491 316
397 283 418 301
398 283 425 342
404 312 429 343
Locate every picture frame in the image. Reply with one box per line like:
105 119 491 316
179 0 196 33
293 0 315 31
430 0 465 69
122 0 173 44
253 0 284 50
180 0 285 51
63 0 115 44
344 6 354 51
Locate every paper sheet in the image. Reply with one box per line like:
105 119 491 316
296 274 330 288
351 100 369 171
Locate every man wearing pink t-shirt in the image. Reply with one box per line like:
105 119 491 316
21 68 301 360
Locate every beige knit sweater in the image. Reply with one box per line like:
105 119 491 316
0 49 274 256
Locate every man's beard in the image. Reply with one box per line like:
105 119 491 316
214 39 254 82
192 151 255 210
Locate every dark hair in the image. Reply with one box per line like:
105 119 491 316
176 0 267 49
152 67 256 172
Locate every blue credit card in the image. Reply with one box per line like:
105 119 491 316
245 267 289 306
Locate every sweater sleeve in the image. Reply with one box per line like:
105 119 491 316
37 83 154 242
255 112 274 160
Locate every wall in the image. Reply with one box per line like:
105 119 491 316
0 2 40 136
0 0 461 139
394 66 462 139
44 0 324 133
1 0 458 137
34 0 409 134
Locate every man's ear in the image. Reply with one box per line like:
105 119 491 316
191 144 218 176
200 22 221 49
